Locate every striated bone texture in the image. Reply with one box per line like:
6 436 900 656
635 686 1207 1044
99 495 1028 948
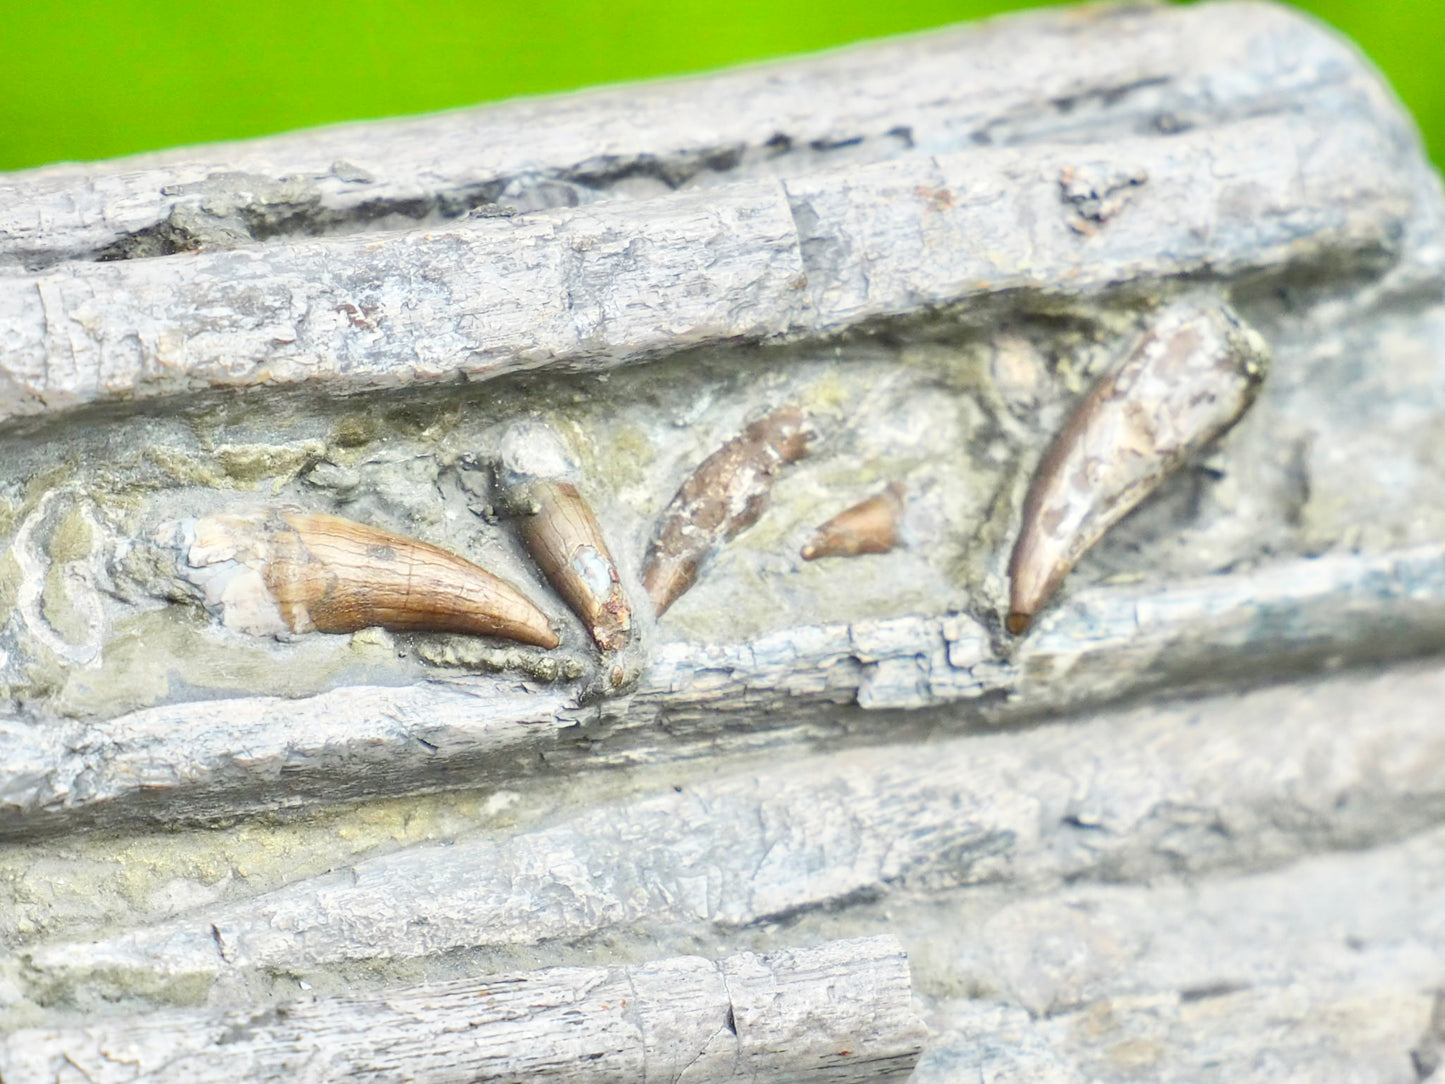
0 937 924 1084
2 3 1445 1081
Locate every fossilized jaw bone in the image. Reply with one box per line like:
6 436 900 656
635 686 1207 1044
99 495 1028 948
1007 295 1270 635
493 420 632 653
801 482 906 560
642 404 817 616
171 510 560 648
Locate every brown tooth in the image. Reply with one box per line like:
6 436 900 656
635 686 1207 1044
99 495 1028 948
516 481 631 652
642 404 817 616
493 421 632 653
182 510 559 648
801 482 905 560
1007 295 1270 636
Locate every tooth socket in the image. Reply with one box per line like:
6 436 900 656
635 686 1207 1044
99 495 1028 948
642 404 816 616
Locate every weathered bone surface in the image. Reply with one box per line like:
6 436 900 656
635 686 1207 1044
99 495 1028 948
0 114 1411 425
2 1 1444 1080
1 937 924 1084
23 663 1445 986
0 1 1418 272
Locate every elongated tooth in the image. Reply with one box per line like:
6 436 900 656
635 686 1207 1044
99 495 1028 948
174 510 559 648
494 421 632 653
1007 295 1269 635
643 404 817 616
801 482 906 560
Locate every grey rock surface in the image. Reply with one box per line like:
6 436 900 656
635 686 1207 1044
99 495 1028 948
0 113 1407 424
1 1 1443 1080
2 937 923 1083
20 662 1445 989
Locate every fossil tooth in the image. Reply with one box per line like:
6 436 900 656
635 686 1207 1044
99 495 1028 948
174 509 560 648
493 420 632 653
1007 295 1269 635
801 482 906 560
643 403 817 616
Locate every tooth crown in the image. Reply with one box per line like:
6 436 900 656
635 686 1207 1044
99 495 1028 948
490 420 633 653
801 482 906 560
1007 297 1269 635
513 480 632 653
183 510 560 648
642 404 816 616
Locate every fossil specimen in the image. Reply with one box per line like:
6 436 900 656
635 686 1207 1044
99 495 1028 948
642 404 816 616
1007 295 1270 635
170 510 560 647
492 420 632 653
801 482 906 560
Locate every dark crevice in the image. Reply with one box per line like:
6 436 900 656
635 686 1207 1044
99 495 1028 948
1179 981 1250 1003
764 132 793 155
88 145 760 265
559 144 747 191
1049 74 1173 115
809 134 864 152
80 123 922 266
886 125 915 149
94 177 507 263
740 885 889 929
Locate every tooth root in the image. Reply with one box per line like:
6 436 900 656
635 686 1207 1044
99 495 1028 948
642 404 817 616
493 421 633 653
1007 295 1270 635
801 482 905 560
182 510 560 648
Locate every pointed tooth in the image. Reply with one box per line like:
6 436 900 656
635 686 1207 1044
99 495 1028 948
639 557 702 622
642 404 817 616
494 421 632 653
513 482 632 653
180 510 559 648
1007 296 1269 635
801 482 905 560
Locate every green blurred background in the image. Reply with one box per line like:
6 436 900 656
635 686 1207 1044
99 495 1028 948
2 0 1440 173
